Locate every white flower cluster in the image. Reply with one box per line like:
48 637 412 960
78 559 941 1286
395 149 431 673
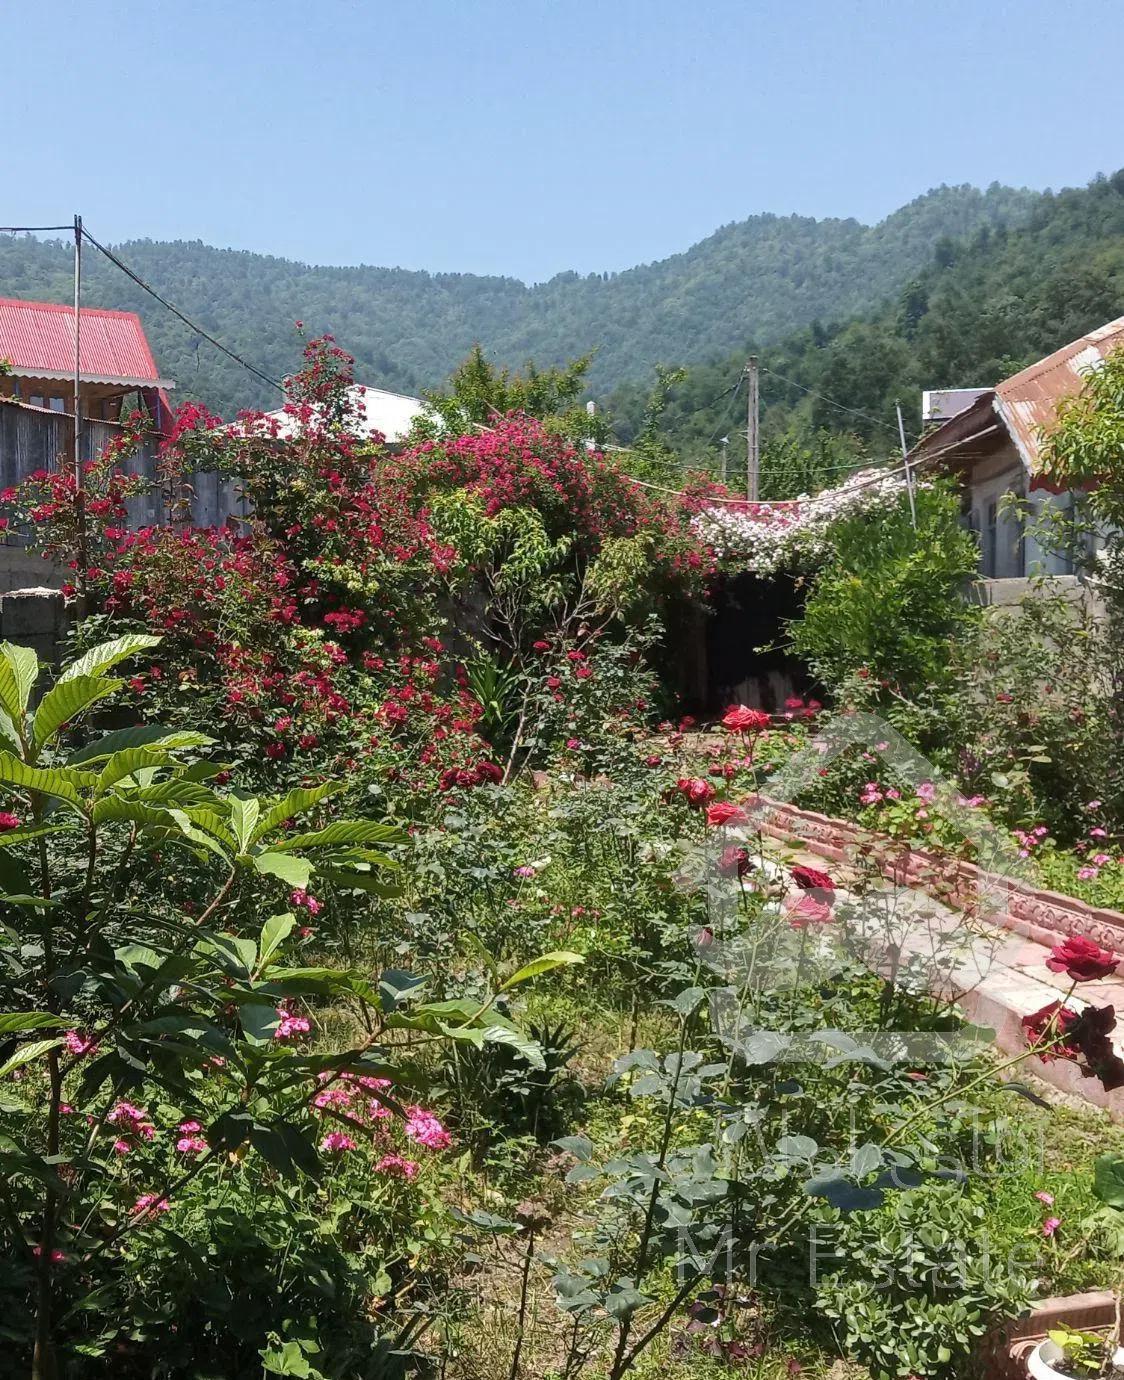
694 467 912 575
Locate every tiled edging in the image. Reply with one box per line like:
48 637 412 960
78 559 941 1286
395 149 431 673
754 797 1124 948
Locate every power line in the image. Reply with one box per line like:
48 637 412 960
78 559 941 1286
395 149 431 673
620 423 1000 506
759 363 913 441
0 224 74 233
80 226 286 395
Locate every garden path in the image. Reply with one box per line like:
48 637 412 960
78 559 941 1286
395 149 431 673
766 836 1124 1117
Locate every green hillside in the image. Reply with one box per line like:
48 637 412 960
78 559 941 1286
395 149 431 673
0 181 1036 413
608 169 1124 480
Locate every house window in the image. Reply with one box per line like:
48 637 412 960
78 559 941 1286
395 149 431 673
48 397 65 413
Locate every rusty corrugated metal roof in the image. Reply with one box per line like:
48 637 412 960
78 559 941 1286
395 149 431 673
995 315 1124 474
0 298 172 387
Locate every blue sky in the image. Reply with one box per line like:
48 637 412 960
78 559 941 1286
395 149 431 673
4 0 1120 282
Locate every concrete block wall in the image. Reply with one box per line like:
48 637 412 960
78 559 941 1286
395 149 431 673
0 587 68 665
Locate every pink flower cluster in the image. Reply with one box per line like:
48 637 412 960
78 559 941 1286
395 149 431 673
273 1002 312 1041
107 1101 155 1156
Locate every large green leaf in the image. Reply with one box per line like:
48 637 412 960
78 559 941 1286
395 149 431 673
252 783 341 842
501 951 584 990
0 752 94 812
94 748 176 791
253 851 312 889
0 1013 66 1035
0 1036 63 1079
276 820 407 852
230 796 262 853
91 797 175 828
0 643 39 725
32 676 123 749
69 725 213 765
257 913 296 972
1094 1153 1124 1210
0 707 22 755
56 633 161 683
167 809 233 863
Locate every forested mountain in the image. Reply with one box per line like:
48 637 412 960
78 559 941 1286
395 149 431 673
0 182 1036 413
608 168 1124 483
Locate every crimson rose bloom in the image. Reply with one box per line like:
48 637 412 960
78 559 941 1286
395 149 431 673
677 777 716 808
717 844 751 879
1045 934 1119 983
721 705 771 734
1022 1001 1124 1091
785 893 834 928
706 801 748 828
1021 1001 1081 1061
790 864 835 903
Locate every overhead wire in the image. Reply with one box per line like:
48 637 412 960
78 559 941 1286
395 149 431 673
0 224 74 233
80 226 286 395
619 423 1000 505
759 363 913 441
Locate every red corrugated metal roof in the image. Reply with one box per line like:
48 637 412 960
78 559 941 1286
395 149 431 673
995 315 1124 475
908 315 1124 483
0 297 165 385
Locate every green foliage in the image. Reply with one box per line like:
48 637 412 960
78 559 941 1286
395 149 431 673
814 1186 1036 1380
0 182 1042 411
612 169 1124 460
788 482 980 698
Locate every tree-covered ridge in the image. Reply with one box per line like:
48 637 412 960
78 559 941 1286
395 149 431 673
0 181 1036 412
612 169 1124 477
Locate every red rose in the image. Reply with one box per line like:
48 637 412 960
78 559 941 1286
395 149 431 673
790 864 835 904
717 844 751 879
0 811 21 832
722 705 771 734
532 640 550 652
706 801 747 828
676 777 715 808
1045 935 1119 983
785 893 834 928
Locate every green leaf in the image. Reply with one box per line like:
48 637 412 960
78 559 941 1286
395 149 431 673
0 642 39 725
200 933 257 980
167 809 232 863
252 783 341 842
501 951 584 990
33 676 122 748
1093 1152 1124 1210
95 748 174 791
257 913 296 972
91 797 175 828
0 1013 66 1035
253 852 312 888
0 707 22 755
275 819 406 851
57 633 161 683
0 752 93 812
230 796 262 853
0 824 67 847
0 1036 63 1078
69 725 213 765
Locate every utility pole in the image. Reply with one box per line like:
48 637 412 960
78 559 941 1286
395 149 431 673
895 399 917 529
719 435 729 485
745 356 759 501
72 213 89 590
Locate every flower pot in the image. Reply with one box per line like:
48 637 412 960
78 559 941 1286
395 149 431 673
1027 1339 1070 1379
1027 1338 1124 1379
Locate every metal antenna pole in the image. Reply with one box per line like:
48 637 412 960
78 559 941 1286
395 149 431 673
73 213 89 587
896 400 917 529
